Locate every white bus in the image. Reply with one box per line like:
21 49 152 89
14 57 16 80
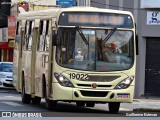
13 7 136 113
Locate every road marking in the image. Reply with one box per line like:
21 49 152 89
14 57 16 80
2 102 23 107
5 96 20 98
0 91 10 93
120 108 131 111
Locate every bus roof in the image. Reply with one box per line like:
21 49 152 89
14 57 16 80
18 6 134 20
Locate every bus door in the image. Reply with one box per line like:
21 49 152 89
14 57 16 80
35 20 52 97
13 20 26 91
22 20 35 94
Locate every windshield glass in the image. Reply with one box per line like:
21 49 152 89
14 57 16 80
0 63 13 72
56 28 134 72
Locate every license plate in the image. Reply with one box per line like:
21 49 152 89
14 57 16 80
117 94 130 98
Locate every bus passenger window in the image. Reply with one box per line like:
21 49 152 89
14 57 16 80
15 21 21 50
27 21 33 50
38 20 50 52
38 20 45 51
23 21 29 50
16 22 20 35
44 20 50 51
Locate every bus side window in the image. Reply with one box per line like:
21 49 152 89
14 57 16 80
27 21 34 50
23 21 29 50
44 20 50 51
38 20 45 51
15 21 20 49
16 22 20 35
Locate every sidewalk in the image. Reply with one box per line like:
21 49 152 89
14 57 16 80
133 97 160 112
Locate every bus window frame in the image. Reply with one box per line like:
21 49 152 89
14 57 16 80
37 19 51 52
15 21 21 50
23 20 34 51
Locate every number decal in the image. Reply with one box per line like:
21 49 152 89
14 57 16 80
69 73 89 80
72 73 76 79
84 74 89 80
76 74 80 79
80 74 85 79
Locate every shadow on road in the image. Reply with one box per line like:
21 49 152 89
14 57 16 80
29 102 126 117
0 88 18 94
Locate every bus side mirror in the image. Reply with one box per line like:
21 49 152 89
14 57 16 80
136 35 139 55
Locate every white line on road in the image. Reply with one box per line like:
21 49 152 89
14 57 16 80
2 102 23 107
5 96 20 98
120 108 132 111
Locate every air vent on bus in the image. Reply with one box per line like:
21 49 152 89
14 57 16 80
77 84 112 88
80 90 108 97
80 76 120 82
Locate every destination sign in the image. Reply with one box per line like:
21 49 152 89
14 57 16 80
59 12 133 28
68 14 124 25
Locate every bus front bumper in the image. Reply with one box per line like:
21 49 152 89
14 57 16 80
52 83 134 103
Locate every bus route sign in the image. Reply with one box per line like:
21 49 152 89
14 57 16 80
56 0 75 7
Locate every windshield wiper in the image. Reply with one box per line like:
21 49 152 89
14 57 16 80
76 26 89 45
102 28 117 44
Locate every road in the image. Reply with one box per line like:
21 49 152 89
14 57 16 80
0 89 159 118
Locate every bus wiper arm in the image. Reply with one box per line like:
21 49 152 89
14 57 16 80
102 28 117 44
76 26 89 45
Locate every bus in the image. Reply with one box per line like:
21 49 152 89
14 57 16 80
13 7 136 113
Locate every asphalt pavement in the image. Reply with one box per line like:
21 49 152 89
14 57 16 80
133 98 160 112
0 88 160 112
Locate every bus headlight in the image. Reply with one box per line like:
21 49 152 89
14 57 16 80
114 76 134 89
54 72 74 88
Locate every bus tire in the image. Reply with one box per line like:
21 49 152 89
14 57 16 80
32 96 41 104
86 102 95 107
21 79 31 104
46 99 57 111
76 101 85 107
43 77 57 110
108 102 120 113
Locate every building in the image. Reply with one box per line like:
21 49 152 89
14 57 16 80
0 0 14 62
136 0 160 98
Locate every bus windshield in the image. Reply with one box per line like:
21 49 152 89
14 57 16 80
56 27 134 72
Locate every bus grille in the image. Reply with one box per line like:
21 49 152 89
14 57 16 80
3 83 14 87
80 76 120 82
77 84 112 88
7 76 12 78
80 90 108 97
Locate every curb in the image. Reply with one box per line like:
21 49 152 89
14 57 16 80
133 99 140 102
133 108 160 112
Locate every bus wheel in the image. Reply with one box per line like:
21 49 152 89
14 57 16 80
22 82 31 104
108 102 120 113
76 101 85 107
86 102 95 107
32 96 41 104
46 99 57 111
